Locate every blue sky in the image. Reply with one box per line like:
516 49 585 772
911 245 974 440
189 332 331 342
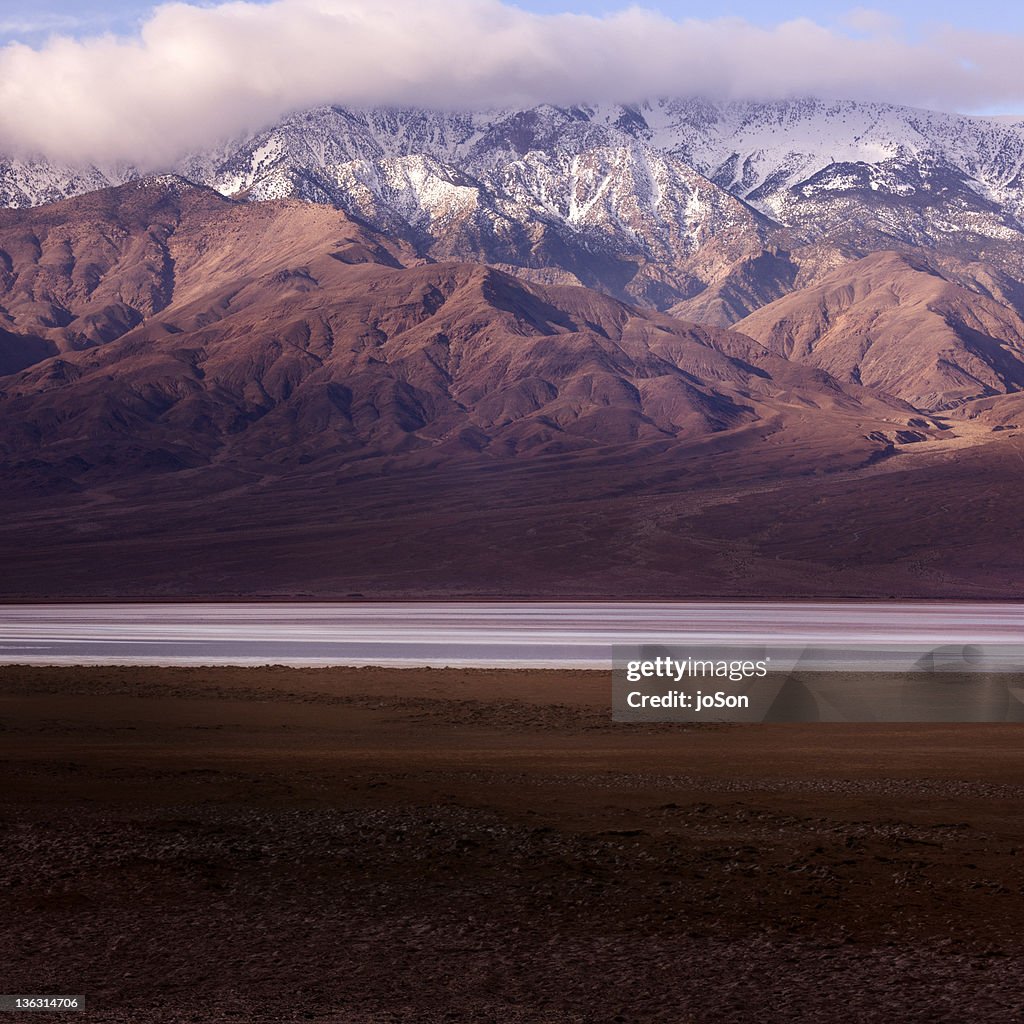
517 1 1024 32
4 1 1024 45
0 2 146 42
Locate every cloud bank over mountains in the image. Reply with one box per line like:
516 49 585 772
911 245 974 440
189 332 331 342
1 0 1024 166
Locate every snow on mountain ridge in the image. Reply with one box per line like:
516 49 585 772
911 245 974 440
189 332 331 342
8 98 1024 226
6 98 1024 312
642 98 1024 218
175 99 1024 243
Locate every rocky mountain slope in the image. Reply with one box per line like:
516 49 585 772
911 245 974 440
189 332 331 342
3 179 1024 599
735 251 1024 410
0 180 910 490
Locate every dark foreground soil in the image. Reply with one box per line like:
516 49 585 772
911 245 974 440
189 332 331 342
2 665 1024 1022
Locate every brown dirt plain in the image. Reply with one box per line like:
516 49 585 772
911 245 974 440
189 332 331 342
2 664 1024 1022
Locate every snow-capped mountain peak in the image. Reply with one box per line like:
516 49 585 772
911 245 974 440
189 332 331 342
5 97 1024 313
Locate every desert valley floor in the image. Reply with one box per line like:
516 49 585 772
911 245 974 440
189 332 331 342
3 664 1024 1022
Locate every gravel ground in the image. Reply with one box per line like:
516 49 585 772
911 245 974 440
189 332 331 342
2 665 1024 1022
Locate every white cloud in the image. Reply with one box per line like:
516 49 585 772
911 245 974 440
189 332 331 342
839 7 903 37
0 0 1022 167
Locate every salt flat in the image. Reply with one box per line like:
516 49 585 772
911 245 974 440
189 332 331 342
1 601 1022 666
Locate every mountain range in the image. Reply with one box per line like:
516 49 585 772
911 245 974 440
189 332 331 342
6 99 1024 312
2 99 1024 598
